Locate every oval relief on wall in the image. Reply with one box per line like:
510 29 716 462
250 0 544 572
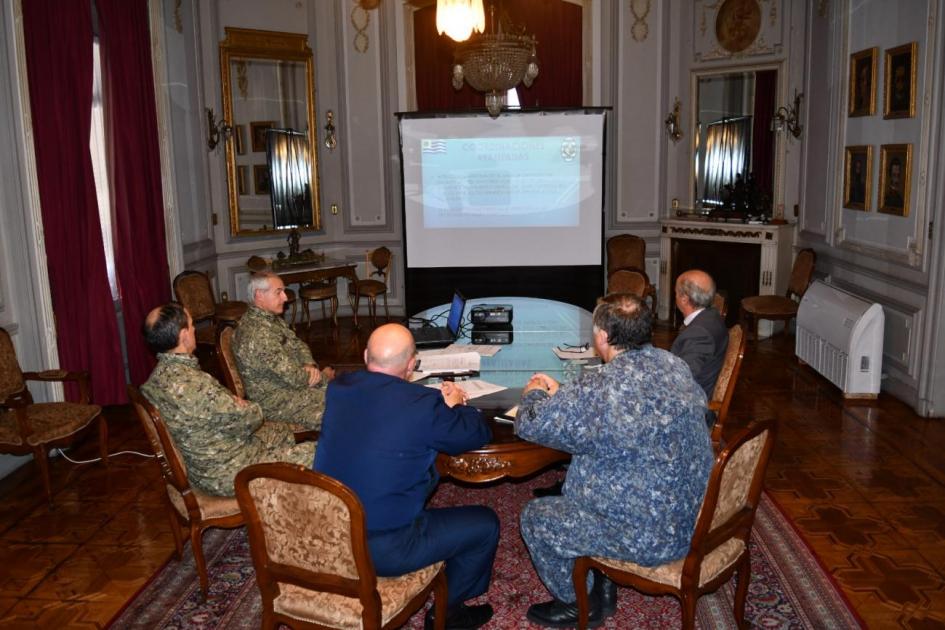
715 0 761 53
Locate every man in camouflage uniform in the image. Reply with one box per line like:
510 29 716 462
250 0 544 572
232 272 331 430
141 302 314 497
516 293 713 628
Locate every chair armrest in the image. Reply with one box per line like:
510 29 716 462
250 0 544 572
1 392 35 438
708 400 722 412
22 370 92 404
294 429 320 444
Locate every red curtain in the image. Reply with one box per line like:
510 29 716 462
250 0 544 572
97 0 171 386
752 69 777 203
22 0 125 404
414 0 583 111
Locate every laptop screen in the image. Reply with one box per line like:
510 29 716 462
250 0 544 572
446 291 466 335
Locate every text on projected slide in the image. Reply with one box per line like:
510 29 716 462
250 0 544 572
421 136 581 229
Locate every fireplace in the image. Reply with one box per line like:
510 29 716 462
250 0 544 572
659 219 796 336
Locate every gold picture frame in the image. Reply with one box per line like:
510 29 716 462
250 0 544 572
234 124 246 155
250 120 275 152
884 42 917 119
843 146 872 211
253 164 271 195
237 165 248 195
848 47 877 117
877 144 912 217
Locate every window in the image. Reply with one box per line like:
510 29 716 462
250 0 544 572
89 38 118 299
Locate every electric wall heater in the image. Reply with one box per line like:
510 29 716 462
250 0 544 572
796 281 884 398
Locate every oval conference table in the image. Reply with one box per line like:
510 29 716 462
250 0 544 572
413 297 595 484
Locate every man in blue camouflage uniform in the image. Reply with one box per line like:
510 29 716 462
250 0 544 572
517 293 712 627
141 303 314 497
232 272 331 430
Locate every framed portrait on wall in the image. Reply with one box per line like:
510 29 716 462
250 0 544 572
234 124 246 155
253 164 271 195
848 47 877 117
878 144 912 216
884 42 917 119
843 145 872 211
250 120 275 152
237 165 248 195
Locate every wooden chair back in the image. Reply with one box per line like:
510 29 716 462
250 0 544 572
786 248 817 300
217 327 246 399
173 270 217 322
127 385 195 513
712 292 728 319
606 234 646 276
369 246 393 280
235 463 447 629
708 324 746 445
606 269 649 297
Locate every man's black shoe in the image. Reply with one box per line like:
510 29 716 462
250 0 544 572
532 480 564 497
424 602 493 630
525 598 603 628
592 569 618 617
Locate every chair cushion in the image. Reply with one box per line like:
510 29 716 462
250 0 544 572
167 483 241 521
0 402 100 446
273 561 443 629
349 279 386 297
741 295 799 318
300 284 338 300
592 538 745 589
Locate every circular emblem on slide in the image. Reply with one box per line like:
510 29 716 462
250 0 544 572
560 137 578 162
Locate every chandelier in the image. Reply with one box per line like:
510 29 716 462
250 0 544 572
451 5 538 117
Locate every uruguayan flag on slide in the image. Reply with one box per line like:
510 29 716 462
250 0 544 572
421 139 447 154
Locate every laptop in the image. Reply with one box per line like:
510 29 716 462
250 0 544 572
412 291 466 348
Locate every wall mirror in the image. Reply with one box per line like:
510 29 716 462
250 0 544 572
691 67 778 217
220 28 320 236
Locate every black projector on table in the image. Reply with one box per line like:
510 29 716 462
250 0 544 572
470 304 513 326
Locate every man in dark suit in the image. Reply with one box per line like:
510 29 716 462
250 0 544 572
670 270 729 400
314 323 497 630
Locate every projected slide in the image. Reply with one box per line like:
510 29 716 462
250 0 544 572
400 110 605 268
421 136 580 229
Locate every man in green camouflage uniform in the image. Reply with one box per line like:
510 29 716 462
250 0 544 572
141 302 315 497
232 272 332 430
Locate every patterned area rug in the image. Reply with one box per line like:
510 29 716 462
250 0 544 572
109 469 862 629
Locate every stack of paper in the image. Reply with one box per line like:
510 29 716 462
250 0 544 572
552 345 597 360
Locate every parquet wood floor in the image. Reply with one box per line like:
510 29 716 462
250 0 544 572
1 318 943 628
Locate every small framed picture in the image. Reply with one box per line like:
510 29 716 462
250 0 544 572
884 42 917 119
250 120 275 152
234 124 246 155
843 146 872 211
848 47 877 117
253 164 271 195
237 165 248 195
878 144 912 217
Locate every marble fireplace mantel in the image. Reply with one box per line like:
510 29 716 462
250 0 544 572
659 218 796 336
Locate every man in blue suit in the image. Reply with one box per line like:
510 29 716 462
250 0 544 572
315 323 497 630
670 269 729 400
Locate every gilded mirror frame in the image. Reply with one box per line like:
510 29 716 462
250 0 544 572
220 27 321 236
689 62 785 214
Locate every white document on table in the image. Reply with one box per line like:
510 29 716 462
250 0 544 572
416 351 481 373
423 379 507 400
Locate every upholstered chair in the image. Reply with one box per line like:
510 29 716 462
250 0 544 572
708 324 746 448
606 270 657 314
173 270 248 346
739 249 816 341
127 385 243 598
0 327 107 503
235 462 447 629
573 419 777 630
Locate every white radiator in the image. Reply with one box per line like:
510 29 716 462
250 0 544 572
796 281 884 398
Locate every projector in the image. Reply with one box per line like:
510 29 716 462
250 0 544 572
470 304 513 326
472 328 513 345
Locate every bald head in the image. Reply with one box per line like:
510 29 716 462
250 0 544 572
675 269 716 315
364 324 417 378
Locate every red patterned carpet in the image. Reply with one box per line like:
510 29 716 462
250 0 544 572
109 469 862 629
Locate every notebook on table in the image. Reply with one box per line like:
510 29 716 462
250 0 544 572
412 291 466 348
